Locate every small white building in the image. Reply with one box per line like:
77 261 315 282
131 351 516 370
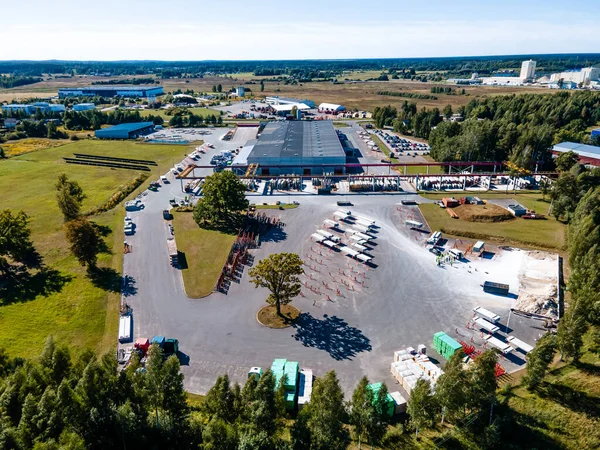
318 102 345 112
235 86 246 97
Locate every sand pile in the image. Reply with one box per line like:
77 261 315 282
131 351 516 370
514 251 559 317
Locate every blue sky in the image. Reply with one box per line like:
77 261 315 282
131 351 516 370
3 0 600 60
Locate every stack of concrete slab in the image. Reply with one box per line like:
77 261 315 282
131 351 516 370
389 391 407 414
391 348 444 394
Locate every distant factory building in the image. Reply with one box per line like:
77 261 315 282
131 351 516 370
552 142 600 167
59 85 164 98
265 96 316 108
520 60 536 81
246 120 346 175
72 103 96 112
95 122 155 139
549 67 600 85
447 73 482 85
2 102 65 115
318 102 346 112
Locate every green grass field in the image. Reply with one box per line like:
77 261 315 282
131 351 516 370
497 331 600 449
418 193 566 250
0 139 194 359
172 212 236 298
139 107 221 121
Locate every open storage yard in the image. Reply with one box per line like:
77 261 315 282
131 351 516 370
120 178 554 395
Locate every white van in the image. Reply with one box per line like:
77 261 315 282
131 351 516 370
160 175 169 184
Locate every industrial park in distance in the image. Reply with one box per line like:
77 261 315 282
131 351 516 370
1 1 599 449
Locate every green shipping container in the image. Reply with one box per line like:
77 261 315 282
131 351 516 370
284 391 296 410
433 332 463 360
271 359 286 371
366 383 395 417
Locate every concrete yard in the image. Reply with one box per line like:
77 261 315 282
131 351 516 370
122 185 546 396
118 122 552 396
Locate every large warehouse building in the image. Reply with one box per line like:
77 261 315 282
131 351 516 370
59 86 164 98
552 142 600 167
246 121 346 175
95 122 155 139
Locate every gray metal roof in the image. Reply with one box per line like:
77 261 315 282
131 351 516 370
249 121 344 160
552 142 600 160
95 122 155 137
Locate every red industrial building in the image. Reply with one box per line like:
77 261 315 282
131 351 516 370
552 142 600 167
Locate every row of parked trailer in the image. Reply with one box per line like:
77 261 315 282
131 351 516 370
471 306 534 354
311 210 378 263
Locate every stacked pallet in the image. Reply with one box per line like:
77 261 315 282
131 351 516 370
390 349 444 394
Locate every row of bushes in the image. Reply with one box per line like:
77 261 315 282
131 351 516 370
88 173 149 215
375 91 438 100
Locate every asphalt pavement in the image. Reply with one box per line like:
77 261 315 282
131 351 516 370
119 124 541 396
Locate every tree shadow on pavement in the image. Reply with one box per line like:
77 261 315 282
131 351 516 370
88 267 137 296
291 313 372 360
0 266 72 305
260 227 287 243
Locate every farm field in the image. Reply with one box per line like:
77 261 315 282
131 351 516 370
172 212 236 298
1 138 69 158
1 74 550 111
139 107 221 121
419 193 566 250
0 139 193 359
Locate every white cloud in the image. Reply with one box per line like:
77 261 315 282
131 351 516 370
3 19 599 60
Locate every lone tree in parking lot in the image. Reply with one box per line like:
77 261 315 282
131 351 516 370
193 171 248 229
249 253 304 316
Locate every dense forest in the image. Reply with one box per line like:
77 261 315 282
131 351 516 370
373 90 600 169
0 76 42 89
1 54 600 79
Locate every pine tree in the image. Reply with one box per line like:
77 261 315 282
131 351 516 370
524 333 557 390
406 378 436 438
55 174 86 222
203 374 234 422
303 370 348 450
349 376 372 449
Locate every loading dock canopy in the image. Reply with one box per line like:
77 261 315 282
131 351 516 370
356 253 372 263
351 225 370 233
507 336 534 353
355 215 376 225
473 306 500 323
310 233 325 242
316 229 340 242
340 246 359 257
349 235 367 244
474 317 500 333
485 336 512 353
333 212 351 221
352 243 367 252
352 231 373 241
